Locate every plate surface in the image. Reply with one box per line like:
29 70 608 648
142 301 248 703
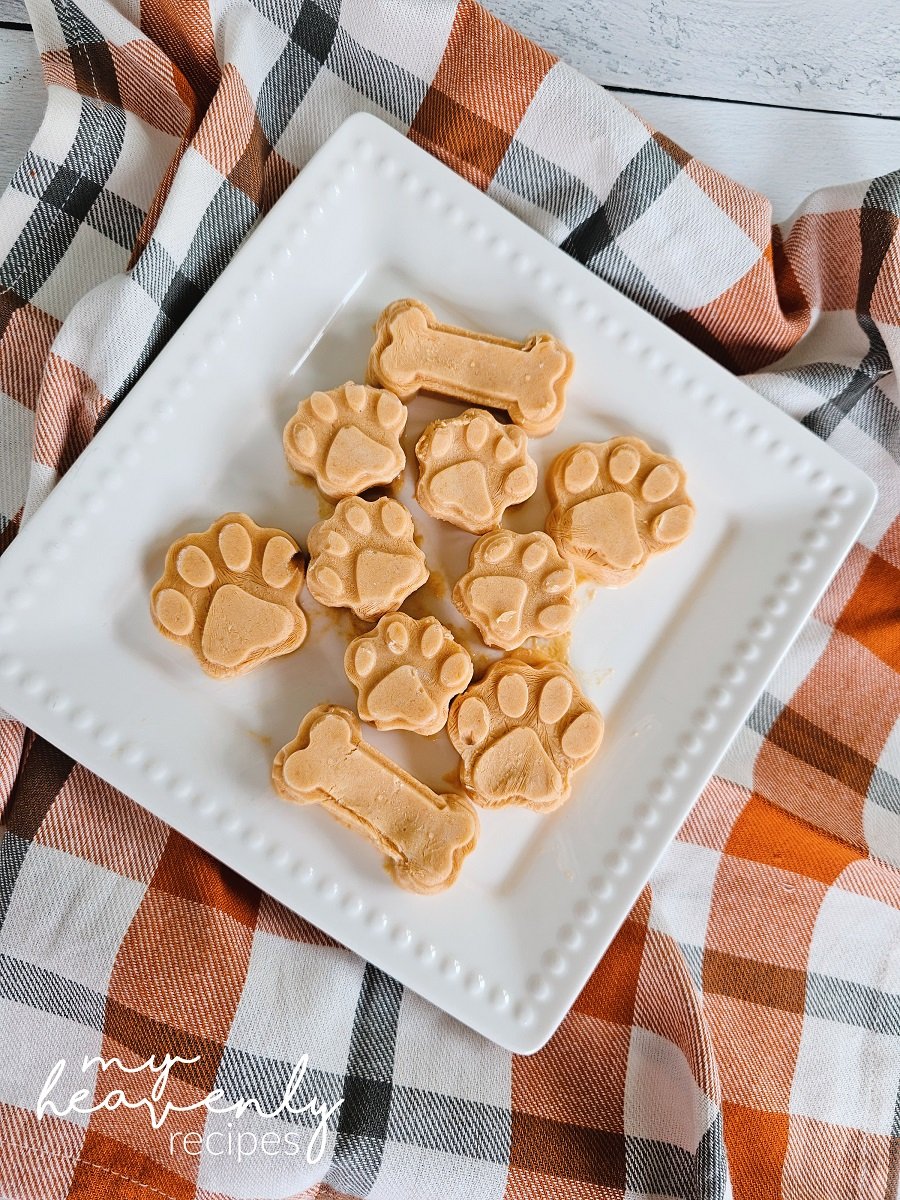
0 114 876 1052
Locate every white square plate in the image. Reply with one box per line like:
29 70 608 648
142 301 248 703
0 114 875 1052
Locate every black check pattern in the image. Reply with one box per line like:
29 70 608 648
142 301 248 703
325 964 403 1195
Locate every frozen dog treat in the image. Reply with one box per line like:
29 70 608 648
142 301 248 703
415 408 538 534
453 530 576 651
345 612 473 736
448 657 603 812
546 437 694 586
273 705 478 893
283 381 407 501
151 513 307 678
367 298 573 436
307 496 429 621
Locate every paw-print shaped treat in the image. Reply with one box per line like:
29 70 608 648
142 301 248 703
546 437 694 586
283 381 407 501
345 612 473 735
415 409 538 534
151 512 307 678
448 657 603 812
307 496 429 621
453 530 576 650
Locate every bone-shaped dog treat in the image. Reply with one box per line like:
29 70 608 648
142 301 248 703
272 705 479 894
367 298 573 436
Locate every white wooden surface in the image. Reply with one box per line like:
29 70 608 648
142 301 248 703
0 26 43 187
489 0 900 117
1 0 899 218
0 0 28 21
607 92 900 215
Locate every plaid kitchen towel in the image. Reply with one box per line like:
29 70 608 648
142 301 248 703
1 0 899 1197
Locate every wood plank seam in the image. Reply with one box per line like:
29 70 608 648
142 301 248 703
1 21 893 124
612 84 900 124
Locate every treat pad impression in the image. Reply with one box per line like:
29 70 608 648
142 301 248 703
0 115 875 1053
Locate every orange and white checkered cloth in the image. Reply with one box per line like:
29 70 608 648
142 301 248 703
1 2 898 1198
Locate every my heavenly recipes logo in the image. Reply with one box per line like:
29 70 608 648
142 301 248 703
36 1053 342 1163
